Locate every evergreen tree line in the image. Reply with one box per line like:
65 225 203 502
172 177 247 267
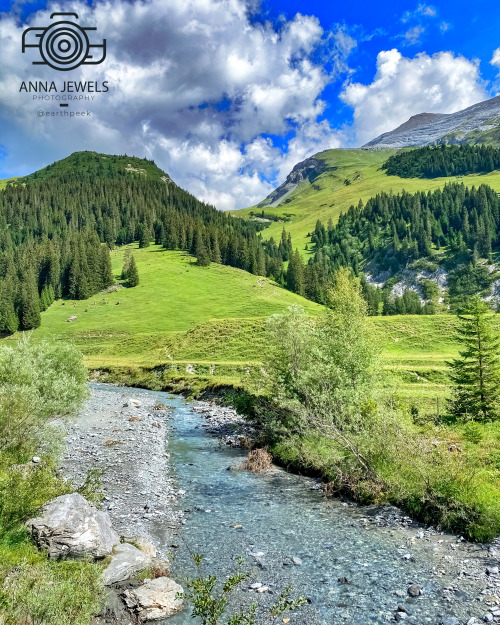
300 183 500 312
0 230 113 333
382 144 500 179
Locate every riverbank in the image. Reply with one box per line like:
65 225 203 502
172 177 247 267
60 385 186 559
57 383 500 625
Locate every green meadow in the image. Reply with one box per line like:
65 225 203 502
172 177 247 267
235 148 500 255
11 242 498 410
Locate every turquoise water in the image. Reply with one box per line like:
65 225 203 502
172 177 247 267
94 385 486 625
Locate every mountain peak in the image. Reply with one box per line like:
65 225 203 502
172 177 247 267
363 95 500 149
19 151 174 185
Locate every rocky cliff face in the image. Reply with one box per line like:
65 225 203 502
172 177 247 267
363 95 500 149
257 153 331 208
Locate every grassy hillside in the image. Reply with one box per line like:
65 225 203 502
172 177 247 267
5 241 496 408
235 148 500 255
22 245 319 370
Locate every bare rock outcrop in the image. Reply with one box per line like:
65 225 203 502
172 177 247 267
27 493 119 559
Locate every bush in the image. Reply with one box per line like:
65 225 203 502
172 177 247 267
0 337 88 454
242 448 272 473
463 422 483 444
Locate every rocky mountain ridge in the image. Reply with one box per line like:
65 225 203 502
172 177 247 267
257 153 331 208
363 95 500 149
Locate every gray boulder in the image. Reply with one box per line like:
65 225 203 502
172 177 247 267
103 543 153 585
27 493 119 559
123 577 184 621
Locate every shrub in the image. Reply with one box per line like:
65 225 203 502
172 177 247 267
463 422 483 444
242 448 272 473
0 337 88 454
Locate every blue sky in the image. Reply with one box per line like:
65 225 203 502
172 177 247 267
0 0 499 208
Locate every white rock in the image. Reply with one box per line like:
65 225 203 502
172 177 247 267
124 398 142 408
103 543 153 585
27 493 119 559
123 577 184 621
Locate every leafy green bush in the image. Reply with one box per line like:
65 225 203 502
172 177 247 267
0 337 88 454
179 553 305 625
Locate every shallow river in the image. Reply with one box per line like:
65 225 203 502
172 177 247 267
91 385 498 625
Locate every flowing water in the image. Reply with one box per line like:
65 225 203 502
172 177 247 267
92 385 496 625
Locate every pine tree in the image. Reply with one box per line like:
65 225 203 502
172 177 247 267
0 277 19 334
20 271 41 330
121 248 132 280
286 249 305 296
448 296 500 420
211 236 222 264
100 245 114 289
195 233 211 267
127 255 139 287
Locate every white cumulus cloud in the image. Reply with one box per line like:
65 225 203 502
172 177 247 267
340 49 487 145
0 0 351 209
491 48 500 70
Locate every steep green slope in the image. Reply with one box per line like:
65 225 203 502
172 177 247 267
236 148 500 255
24 244 320 370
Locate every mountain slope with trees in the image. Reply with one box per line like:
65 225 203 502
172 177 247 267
236 149 500 256
0 151 292 334
306 182 500 310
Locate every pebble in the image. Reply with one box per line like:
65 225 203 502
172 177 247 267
408 584 423 597
292 556 302 566
442 619 460 625
32 456 40 463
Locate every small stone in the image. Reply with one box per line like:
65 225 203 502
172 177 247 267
395 590 405 597
407 584 422 597
395 612 407 621
483 615 493 623
32 456 41 463
257 586 269 593
250 583 262 589
292 556 302 566
397 605 408 613
486 567 499 575
442 618 460 625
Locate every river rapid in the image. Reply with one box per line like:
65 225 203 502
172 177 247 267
62 384 500 625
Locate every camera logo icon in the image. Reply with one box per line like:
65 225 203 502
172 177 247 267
22 12 106 71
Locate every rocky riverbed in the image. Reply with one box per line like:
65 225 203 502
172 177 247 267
59 385 185 560
61 385 500 625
